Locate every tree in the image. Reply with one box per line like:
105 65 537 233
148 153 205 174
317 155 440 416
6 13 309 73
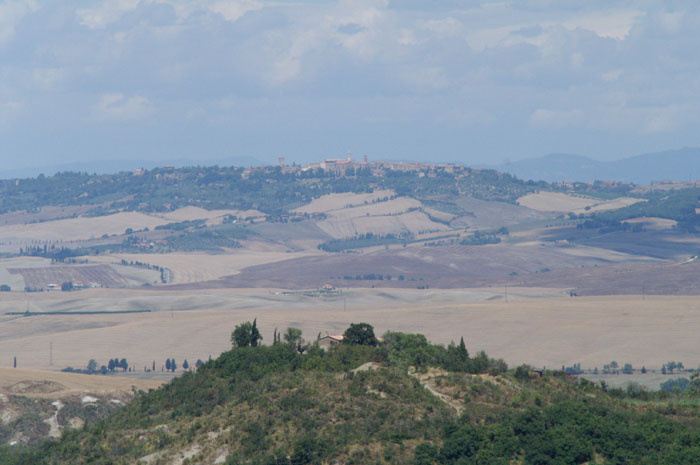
165 359 171 371
0 284 11 292
251 319 262 347
343 323 378 346
195 359 204 368
457 337 469 360
183 359 189 370
120 358 128 372
152 360 156 372
87 359 98 373
284 327 304 351
170 358 177 372
232 322 253 347
13 356 16 368
108 359 116 372
231 320 263 348
61 281 74 291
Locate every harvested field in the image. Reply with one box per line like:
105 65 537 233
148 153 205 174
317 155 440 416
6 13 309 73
325 197 423 219
293 190 396 213
540 228 700 260
8 265 127 289
0 367 163 399
0 212 170 242
0 257 49 291
318 210 449 238
154 206 263 223
2 288 700 370
452 196 550 229
0 205 94 227
188 241 655 291
486 257 700 296
103 250 320 283
517 192 643 213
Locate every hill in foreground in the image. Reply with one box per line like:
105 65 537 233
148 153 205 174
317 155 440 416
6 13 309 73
4 324 700 464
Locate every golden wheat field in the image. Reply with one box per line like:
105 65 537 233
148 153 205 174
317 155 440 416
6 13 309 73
1 287 698 373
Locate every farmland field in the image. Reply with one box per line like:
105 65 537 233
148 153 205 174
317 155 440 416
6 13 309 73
517 191 643 213
292 190 396 214
2 288 700 373
0 367 164 399
8 265 128 289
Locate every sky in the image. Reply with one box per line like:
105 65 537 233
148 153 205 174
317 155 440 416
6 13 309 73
0 0 699 169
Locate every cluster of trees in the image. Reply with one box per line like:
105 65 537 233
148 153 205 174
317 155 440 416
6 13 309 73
231 319 263 347
108 358 129 372
19 244 81 261
165 358 183 372
459 227 509 246
318 232 414 252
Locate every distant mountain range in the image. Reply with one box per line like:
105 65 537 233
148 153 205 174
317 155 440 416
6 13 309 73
485 147 700 184
0 156 264 179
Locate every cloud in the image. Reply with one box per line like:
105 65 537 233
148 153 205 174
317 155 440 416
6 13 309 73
95 93 153 120
0 0 37 46
0 1 700 166
209 0 262 22
76 0 141 29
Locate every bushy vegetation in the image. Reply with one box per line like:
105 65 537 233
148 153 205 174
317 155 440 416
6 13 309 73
0 164 542 217
590 188 700 231
5 323 700 464
318 233 414 252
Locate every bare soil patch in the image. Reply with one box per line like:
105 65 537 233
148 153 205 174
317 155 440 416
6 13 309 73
7 380 66 394
0 368 163 399
185 241 654 291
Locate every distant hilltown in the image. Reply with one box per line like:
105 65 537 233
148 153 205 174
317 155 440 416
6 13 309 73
256 155 472 178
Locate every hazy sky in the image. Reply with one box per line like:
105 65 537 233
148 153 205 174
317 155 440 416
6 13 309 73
0 0 699 168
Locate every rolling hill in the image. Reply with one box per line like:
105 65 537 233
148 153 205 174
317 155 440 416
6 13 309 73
490 147 700 183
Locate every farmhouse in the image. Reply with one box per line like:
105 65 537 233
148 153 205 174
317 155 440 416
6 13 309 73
318 334 344 349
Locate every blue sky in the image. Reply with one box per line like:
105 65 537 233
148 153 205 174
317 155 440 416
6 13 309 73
0 0 699 169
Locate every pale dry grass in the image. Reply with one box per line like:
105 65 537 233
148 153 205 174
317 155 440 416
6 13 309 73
0 208 266 244
318 210 449 238
326 197 423 219
154 207 263 223
101 250 318 283
1 288 698 371
293 190 396 214
517 192 643 213
624 217 678 231
0 212 170 242
0 367 163 399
